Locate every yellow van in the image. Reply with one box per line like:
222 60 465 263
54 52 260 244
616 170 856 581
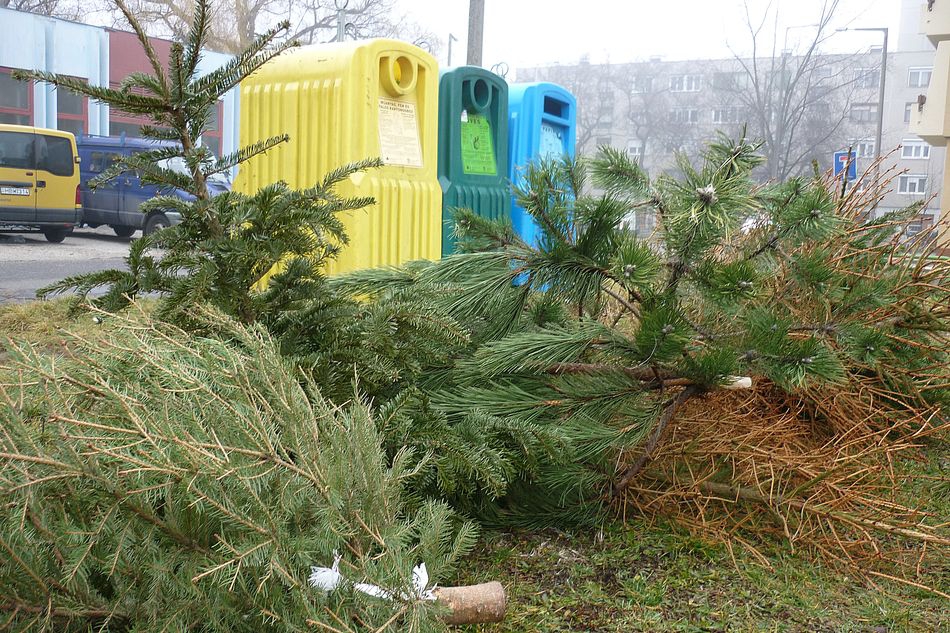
0 123 82 242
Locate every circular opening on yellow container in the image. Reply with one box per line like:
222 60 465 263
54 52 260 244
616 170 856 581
382 55 417 96
469 78 492 112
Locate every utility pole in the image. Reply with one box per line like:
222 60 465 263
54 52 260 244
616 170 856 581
467 0 485 66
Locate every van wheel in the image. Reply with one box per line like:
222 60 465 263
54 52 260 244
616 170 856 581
143 213 170 236
112 225 136 238
42 228 69 243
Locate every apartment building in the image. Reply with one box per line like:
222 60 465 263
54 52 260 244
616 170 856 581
516 10 941 238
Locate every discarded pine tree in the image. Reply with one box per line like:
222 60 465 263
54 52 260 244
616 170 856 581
336 139 948 575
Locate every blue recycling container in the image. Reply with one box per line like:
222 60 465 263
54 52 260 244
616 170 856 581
438 66 510 256
507 82 577 245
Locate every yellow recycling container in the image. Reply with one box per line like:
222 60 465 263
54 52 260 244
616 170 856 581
234 39 442 278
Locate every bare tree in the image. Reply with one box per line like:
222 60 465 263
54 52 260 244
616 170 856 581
729 0 863 180
622 60 711 174
516 58 623 156
0 0 83 20
120 0 440 54
520 57 713 174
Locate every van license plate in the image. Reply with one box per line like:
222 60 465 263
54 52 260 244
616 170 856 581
0 187 30 196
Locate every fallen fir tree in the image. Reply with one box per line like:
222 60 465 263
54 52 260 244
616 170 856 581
334 139 949 582
0 310 510 631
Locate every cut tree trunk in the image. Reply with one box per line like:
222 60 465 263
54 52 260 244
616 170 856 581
434 581 507 625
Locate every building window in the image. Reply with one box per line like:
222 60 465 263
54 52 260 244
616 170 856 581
905 102 915 124
850 139 875 158
907 213 935 235
0 67 33 126
670 108 699 124
669 74 701 92
854 68 880 89
813 65 834 84
109 79 149 138
712 72 746 90
810 101 831 117
631 76 652 93
56 78 88 137
627 141 643 160
597 86 614 118
199 101 224 158
109 121 143 138
713 107 742 124
635 209 656 237
900 138 930 159
849 103 878 123
897 174 928 195
908 67 932 88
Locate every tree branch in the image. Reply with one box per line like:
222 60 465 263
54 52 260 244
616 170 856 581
613 384 702 496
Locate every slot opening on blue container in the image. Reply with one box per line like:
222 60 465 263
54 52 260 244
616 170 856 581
543 96 567 118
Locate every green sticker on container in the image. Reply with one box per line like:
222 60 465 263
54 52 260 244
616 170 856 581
460 112 496 175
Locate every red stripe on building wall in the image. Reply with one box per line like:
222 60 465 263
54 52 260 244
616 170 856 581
108 29 172 84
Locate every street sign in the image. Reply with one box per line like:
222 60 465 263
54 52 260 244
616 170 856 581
834 151 857 180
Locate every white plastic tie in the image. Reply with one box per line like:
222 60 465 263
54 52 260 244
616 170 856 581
309 556 435 602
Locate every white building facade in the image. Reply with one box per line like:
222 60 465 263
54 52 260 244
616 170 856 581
0 7 238 159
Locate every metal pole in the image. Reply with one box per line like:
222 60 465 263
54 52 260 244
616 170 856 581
837 27 888 212
467 0 484 66
448 33 458 66
335 0 349 42
874 29 888 184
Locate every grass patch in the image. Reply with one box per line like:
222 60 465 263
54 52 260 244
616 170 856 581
454 514 949 632
456 440 949 631
0 299 77 350
0 299 154 362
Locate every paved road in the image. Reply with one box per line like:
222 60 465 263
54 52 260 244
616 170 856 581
0 227 132 302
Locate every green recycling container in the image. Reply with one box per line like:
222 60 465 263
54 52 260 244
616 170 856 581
438 66 509 255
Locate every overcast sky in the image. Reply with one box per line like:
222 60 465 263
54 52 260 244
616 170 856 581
396 0 906 75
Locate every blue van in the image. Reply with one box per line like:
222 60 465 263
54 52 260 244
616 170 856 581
76 135 230 237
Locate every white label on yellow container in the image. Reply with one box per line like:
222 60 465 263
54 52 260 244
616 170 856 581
378 98 423 168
